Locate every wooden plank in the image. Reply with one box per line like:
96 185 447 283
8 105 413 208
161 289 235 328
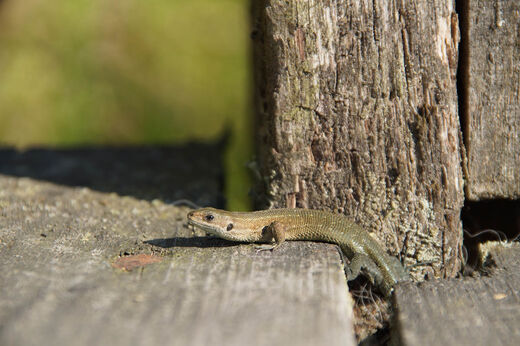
464 0 520 200
252 0 464 280
393 242 520 346
0 173 355 345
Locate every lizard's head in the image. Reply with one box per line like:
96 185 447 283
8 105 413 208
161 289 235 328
187 207 262 242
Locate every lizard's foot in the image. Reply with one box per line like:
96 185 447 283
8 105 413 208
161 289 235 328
346 254 382 287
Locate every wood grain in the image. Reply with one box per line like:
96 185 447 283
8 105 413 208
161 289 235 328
0 151 356 346
464 0 520 200
252 0 464 280
393 242 520 346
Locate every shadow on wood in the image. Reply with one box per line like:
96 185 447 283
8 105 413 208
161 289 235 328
0 140 226 207
145 236 237 249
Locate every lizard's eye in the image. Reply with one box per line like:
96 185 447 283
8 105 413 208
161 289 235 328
205 214 214 221
226 223 234 231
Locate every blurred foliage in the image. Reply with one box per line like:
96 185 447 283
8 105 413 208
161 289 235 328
0 0 252 210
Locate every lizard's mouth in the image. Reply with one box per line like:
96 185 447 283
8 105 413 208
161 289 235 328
187 218 221 236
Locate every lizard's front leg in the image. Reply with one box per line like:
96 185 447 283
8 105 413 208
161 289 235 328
255 221 286 251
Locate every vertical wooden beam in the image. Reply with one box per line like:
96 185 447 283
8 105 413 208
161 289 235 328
464 0 520 200
253 0 464 278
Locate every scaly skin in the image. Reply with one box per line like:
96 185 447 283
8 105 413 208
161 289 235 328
187 207 409 297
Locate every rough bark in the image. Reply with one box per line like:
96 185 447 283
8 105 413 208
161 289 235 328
253 0 464 279
463 0 520 200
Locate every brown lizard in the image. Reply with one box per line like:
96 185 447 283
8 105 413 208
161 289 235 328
187 207 409 297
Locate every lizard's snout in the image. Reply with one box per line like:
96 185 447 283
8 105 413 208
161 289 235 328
187 210 201 223
187 211 197 221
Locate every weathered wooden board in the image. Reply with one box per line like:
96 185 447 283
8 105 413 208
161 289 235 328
0 149 356 346
393 242 520 346
252 0 464 280
464 0 520 200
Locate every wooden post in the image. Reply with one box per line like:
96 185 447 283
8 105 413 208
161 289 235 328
462 0 520 200
252 0 464 279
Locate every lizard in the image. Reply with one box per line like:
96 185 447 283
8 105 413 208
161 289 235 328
187 207 409 297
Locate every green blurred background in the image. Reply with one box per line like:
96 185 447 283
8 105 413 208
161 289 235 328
0 0 253 210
